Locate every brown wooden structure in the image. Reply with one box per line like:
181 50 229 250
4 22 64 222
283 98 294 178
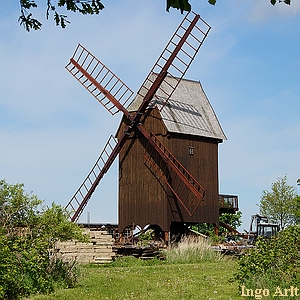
64 12 231 240
219 194 239 214
117 76 226 233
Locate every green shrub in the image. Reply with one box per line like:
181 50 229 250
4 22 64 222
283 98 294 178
136 229 154 246
235 225 299 291
0 180 88 299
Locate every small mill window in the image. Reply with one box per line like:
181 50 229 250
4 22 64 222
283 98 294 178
188 147 194 155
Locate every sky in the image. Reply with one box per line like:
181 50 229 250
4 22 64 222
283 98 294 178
0 0 299 232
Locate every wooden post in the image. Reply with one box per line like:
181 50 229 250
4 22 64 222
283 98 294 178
213 224 218 236
164 231 169 246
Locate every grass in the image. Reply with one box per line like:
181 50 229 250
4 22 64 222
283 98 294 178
26 261 241 300
26 236 244 300
165 235 224 264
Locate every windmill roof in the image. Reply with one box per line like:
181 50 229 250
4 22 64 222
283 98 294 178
127 76 227 141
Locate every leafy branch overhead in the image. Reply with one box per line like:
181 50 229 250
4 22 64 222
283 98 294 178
19 0 292 32
19 0 105 31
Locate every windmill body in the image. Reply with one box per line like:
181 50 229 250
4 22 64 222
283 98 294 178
117 76 226 233
65 12 227 238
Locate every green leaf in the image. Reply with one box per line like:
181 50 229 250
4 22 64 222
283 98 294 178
20 0 37 9
208 0 217 5
166 0 191 13
270 0 277 5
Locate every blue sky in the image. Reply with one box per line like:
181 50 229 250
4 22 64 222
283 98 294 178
1 1 299 231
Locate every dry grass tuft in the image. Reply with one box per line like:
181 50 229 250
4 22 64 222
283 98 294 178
166 235 224 264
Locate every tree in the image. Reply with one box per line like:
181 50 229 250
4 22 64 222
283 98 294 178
295 194 300 224
235 225 299 290
219 211 242 233
192 211 242 237
18 0 292 32
259 175 298 229
0 179 89 299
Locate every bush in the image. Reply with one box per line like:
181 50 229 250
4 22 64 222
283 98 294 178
136 229 154 246
0 180 88 299
235 225 299 291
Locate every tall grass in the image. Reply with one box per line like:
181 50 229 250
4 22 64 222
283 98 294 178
165 235 224 264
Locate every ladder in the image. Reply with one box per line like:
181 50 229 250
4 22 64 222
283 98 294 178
143 131 205 216
137 11 211 110
65 44 133 116
65 135 118 221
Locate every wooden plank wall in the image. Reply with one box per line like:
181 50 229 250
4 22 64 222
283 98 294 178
117 108 220 232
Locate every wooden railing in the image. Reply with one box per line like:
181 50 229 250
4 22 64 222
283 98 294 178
219 194 238 213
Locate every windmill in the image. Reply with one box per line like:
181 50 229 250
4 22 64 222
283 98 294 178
65 12 221 239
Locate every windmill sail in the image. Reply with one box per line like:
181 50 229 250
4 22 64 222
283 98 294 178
142 130 205 216
65 11 210 222
65 44 133 116
136 11 211 112
65 135 118 222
